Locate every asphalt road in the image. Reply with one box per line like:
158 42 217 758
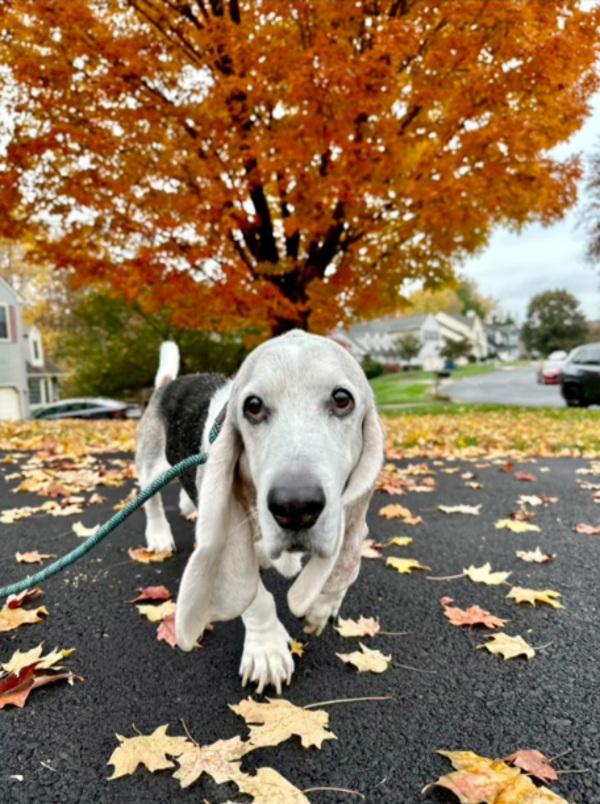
448 366 567 408
1 452 600 803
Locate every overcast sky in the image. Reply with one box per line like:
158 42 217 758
463 95 600 323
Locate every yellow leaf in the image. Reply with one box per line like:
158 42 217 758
515 547 555 564
173 736 249 788
1 644 75 676
128 547 173 563
0 604 48 633
506 587 564 609
438 504 481 515
386 557 430 574
336 643 391 673
290 639 305 658
230 697 336 750
107 725 189 780
495 519 541 533
136 601 177 623
463 563 511 586
378 504 423 525
235 767 309 803
387 536 413 547
478 632 535 660
72 521 99 538
334 616 380 638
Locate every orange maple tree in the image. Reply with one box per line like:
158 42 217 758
0 1 598 336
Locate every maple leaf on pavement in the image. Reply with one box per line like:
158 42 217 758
573 523 600 535
128 547 173 563
505 749 559 784
387 536 413 547
107 725 189 779
478 632 535 660
495 518 541 533
360 538 384 559
129 586 172 604
137 601 177 623
438 504 482 515
336 643 391 673
235 766 309 803
440 597 507 629
15 550 56 564
334 616 380 638
0 590 48 633
230 697 336 750
173 736 249 788
516 547 555 564
507 587 564 609
156 614 177 648
1 644 74 676
378 504 423 525
515 471 537 482
463 563 511 586
72 521 99 538
424 750 566 803
0 644 82 710
386 556 430 574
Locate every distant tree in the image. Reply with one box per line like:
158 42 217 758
406 279 496 319
395 333 421 364
455 280 497 320
57 291 248 398
441 337 472 362
521 290 588 356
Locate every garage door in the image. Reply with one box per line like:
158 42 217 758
0 387 22 420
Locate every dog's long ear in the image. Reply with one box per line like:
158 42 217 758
288 393 384 619
175 410 259 651
343 393 385 508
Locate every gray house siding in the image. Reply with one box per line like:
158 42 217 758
0 278 29 419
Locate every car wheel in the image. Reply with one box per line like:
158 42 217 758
564 384 586 408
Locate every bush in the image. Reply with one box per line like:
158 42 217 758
362 355 383 379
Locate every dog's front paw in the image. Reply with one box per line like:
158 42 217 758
303 589 347 636
239 622 294 695
145 525 176 554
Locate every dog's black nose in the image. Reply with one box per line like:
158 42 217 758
267 484 326 531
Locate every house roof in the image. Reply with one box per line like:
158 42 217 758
348 314 430 337
26 359 66 377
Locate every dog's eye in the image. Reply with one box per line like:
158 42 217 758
331 387 354 416
243 395 267 423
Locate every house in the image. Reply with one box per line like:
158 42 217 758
485 315 521 362
332 314 444 370
435 311 489 361
0 277 64 420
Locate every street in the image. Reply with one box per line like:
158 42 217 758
448 366 567 408
1 449 600 802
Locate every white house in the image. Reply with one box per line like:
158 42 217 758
435 311 489 361
332 314 444 370
0 278 64 420
485 314 521 361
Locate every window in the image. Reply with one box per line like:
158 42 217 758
0 306 8 340
32 338 40 361
28 378 42 405
573 346 600 365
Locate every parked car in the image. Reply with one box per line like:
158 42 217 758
537 350 567 385
560 343 600 407
32 397 142 420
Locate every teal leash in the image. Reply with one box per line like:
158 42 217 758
0 419 223 603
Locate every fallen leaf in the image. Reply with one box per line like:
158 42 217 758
15 550 56 564
173 736 249 788
387 536 413 547
511 507 536 522
290 639 305 658
1 644 74 676
336 643 391 673
505 749 559 784
6 588 43 608
0 655 81 709
438 504 481 515
573 523 600 535
518 495 557 506
231 697 336 750
440 598 507 629
463 563 511 586
360 538 384 559
424 749 566 803
465 481 483 489
495 518 541 534
137 601 177 623
478 632 535 660
441 467 461 475
378 504 423 525
72 521 99 538
334 616 380 638
515 471 536 482
156 613 177 648
88 492 107 505
235 766 309 803
0 597 48 633
499 462 514 473
386 557 431 574
507 587 564 609
128 547 173 563
107 725 189 780
516 548 555 564
130 586 172 604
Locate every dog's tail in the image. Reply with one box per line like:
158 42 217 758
155 341 180 388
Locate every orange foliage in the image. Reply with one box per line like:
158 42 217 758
0 1 598 335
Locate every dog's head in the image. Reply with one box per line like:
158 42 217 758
175 331 384 649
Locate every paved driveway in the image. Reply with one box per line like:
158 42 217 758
448 366 567 408
2 449 600 802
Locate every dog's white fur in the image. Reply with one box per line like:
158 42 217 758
136 331 384 692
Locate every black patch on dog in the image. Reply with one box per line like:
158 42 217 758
157 373 228 503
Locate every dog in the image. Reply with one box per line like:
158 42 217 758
135 330 385 692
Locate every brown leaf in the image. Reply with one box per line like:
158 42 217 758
505 749 559 784
130 586 172 604
6 587 43 609
515 471 536 482
15 550 56 564
360 538 384 559
128 547 173 563
230 697 336 750
156 613 177 648
573 523 600 535
440 598 507 629
378 504 423 525
0 602 48 633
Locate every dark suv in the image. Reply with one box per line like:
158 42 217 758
560 343 600 408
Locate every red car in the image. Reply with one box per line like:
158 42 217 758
537 351 567 385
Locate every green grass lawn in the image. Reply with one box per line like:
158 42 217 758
370 362 526 407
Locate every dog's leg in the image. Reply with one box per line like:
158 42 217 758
137 460 176 553
178 487 196 519
240 579 294 695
